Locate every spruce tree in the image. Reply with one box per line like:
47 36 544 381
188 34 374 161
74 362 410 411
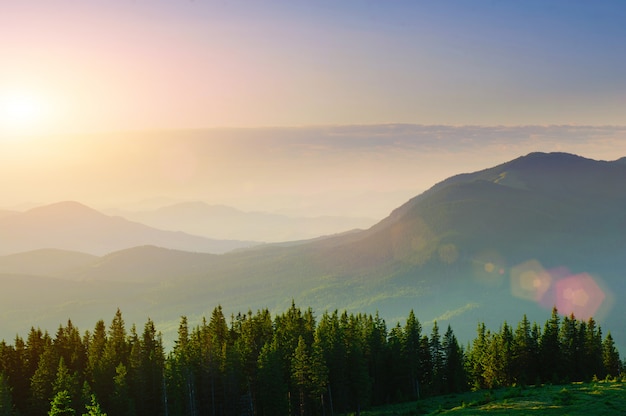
539 307 562 383
82 394 107 416
291 336 311 416
602 332 621 378
467 323 487 390
402 310 422 399
31 344 59 415
511 315 532 385
0 372 14 416
257 340 288 416
430 322 444 395
53 358 80 410
48 390 75 416
442 325 466 393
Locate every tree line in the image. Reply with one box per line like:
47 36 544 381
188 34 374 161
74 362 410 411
0 304 621 416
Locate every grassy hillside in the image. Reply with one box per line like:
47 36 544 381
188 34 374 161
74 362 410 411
351 380 626 415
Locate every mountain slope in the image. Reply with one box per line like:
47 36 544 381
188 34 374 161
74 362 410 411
1 153 625 351
0 249 98 277
0 201 259 255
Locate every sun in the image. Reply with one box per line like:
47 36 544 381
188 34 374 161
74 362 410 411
0 91 48 137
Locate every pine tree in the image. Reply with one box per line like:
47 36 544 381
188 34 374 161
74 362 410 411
442 325 466 393
467 323 487 389
402 310 422 399
257 340 288 416
48 390 75 416
500 322 514 386
165 316 195 416
559 314 579 382
363 312 387 406
132 319 165 416
54 320 87 379
511 315 533 385
0 372 14 416
0 340 24 414
111 363 135 416
85 320 107 412
430 322 444 395
31 344 59 415
53 358 80 410
291 336 311 416
82 394 107 416
315 311 346 414
582 317 604 380
539 307 562 383
385 323 405 401
481 330 504 389
309 331 329 414
417 335 433 396
602 332 621 378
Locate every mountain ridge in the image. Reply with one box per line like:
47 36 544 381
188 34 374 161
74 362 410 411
2 152 626 352
106 200 376 242
0 201 259 256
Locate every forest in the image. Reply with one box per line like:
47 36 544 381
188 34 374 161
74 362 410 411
0 303 621 416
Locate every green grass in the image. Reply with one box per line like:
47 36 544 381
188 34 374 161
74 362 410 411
344 380 626 415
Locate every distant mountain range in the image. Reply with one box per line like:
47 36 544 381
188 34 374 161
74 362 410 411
1 152 625 351
105 201 376 242
0 201 258 256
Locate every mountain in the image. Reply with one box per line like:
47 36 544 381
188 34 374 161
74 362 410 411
0 201 259 256
68 245 218 283
107 201 376 242
0 249 98 277
1 152 626 351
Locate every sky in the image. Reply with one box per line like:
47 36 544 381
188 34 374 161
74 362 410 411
1 1 626 218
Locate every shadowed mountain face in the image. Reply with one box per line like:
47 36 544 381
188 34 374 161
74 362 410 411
1 152 625 350
0 201 259 256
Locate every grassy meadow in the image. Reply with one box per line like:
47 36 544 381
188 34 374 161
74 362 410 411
346 380 626 415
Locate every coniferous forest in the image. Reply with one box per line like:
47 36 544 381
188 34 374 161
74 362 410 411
0 304 621 416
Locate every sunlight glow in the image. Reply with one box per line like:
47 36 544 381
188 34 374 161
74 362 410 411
0 91 49 137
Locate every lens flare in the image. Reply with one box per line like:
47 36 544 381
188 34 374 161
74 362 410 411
510 259 611 320
554 273 605 320
510 260 551 302
472 250 507 286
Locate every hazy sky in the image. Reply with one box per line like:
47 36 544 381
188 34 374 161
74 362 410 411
1 1 626 218
2 0 625 133
2 125 626 218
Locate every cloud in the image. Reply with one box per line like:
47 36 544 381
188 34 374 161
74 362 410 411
432 303 480 322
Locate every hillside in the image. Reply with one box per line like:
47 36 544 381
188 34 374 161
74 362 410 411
0 201 259 256
1 152 625 349
0 249 98 277
357 381 626 415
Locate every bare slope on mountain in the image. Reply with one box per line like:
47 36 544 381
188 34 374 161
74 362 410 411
0 201 259 256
